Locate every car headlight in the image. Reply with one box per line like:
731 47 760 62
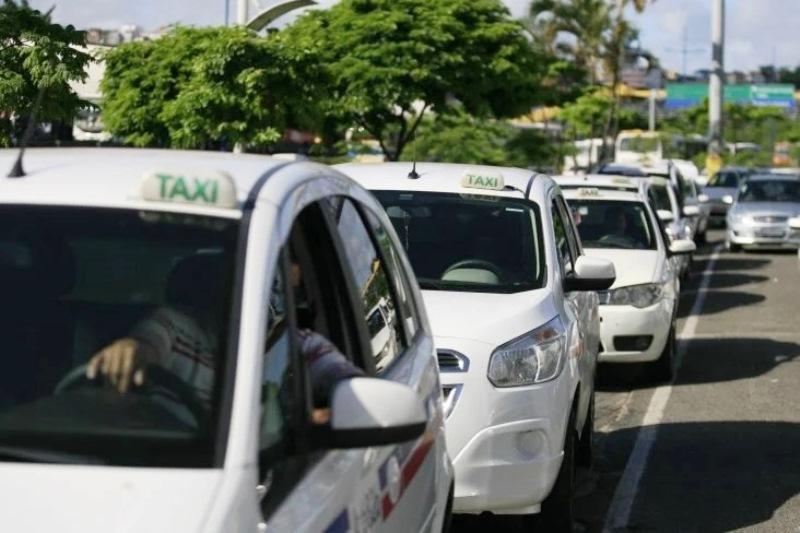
602 283 663 308
729 213 752 225
487 317 566 387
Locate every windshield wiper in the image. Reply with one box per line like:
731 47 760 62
0 444 102 464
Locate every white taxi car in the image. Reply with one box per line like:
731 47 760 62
338 162 616 530
0 148 452 533
556 176 696 380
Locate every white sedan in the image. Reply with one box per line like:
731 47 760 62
557 176 695 381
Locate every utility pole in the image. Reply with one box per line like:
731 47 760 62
708 0 725 167
237 0 249 25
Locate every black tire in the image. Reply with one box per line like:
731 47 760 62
441 483 454 533
648 326 675 383
577 394 594 468
696 230 707 245
726 240 741 253
540 408 577 532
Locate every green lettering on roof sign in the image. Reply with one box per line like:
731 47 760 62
141 170 236 209
461 172 505 191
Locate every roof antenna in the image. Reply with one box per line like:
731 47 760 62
407 126 420 179
8 86 45 178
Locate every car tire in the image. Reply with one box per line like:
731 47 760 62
649 325 675 383
577 394 594 468
540 407 577 533
696 230 707 245
441 483 454 533
726 239 741 253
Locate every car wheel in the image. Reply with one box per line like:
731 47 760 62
539 408 577 532
648 325 675 383
577 394 594 468
696 230 707 245
726 239 741 253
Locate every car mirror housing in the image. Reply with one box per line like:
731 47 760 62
683 205 700 217
318 378 427 449
669 239 697 255
657 209 675 223
564 256 616 292
722 194 734 205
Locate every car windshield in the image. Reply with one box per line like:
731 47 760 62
373 191 544 293
708 171 740 188
739 180 800 203
0 206 238 467
570 200 657 250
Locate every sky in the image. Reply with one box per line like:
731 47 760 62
33 0 800 75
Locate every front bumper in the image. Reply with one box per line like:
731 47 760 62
437 336 574 514
727 224 800 249
598 298 674 363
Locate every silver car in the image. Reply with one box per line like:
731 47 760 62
700 167 751 226
726 175 800 251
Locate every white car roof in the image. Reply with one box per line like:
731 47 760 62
554 174 643 192
0 147 289 215
335 162 550 201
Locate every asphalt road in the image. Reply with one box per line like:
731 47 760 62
578 229 800 532
454 229 800 532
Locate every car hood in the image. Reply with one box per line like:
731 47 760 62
584 249 660 289
730 202 800 218
422 289 557 346
0 463 222 533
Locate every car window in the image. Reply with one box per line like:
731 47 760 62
329 198 406 373
708 171 740 188
738 180 800 203
362 207 419 339
374 190 545 294
551 199 574 273
649 185 673 212
0 206 238 468
571 200 657 250
557 196 582 259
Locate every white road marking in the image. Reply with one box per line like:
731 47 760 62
602 245 723 532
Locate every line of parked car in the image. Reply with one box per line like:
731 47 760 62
1 147 790 533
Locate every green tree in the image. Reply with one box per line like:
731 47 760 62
399 109 556 169
102 26 300 149
0 0 89 145
279 0 545 161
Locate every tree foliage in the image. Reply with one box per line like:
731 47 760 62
0 0 89 144
279 0 546 160
101 26 301 149
399 109 556 169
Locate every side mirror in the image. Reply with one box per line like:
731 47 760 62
564 256 616 292
657 209 675 223
324 377 426 449
669 239 697 255
722 195 734 205
683 205 700 217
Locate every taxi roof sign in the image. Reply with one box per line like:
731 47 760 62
140 169 237 209
577 187 601 197
461 172 505 191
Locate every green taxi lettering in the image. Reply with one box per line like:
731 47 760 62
465 174 499 189
156 173 219 204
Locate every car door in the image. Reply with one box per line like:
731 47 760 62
324 195 443 533
553 195 596 419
